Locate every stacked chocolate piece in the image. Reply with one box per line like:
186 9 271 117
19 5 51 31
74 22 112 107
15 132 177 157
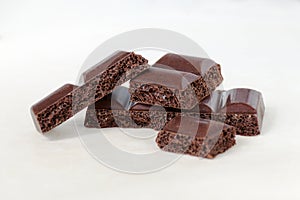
31 51 265 159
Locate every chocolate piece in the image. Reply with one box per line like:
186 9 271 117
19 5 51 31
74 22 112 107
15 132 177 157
129 53 223 109
84 86 137 128
129 67 210 109
31 84 78 133
129 90 221 130
31 51 149 133
129 104 180 129
155 116 236 158
154 53 223 90
220 88 265 136
130 88 265 136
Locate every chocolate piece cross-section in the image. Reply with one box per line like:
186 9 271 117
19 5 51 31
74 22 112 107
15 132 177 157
129 54 223 109
84 86 137 128
154 53 223 90
129 90 221 130
220 88 265 136
85 86 177 129
129 104 181 130
84 87 264 136
156 116 236 158
129 91 220 130
130 67 211 109
130 88 265 136
31 51 149 133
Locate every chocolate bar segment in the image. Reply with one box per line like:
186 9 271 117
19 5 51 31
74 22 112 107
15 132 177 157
129 102 214 130
82 51 131 82
31 84 77 133
129 67 209 109
84 86 136 128
220 88 265 136
85 86 178 129
129 90 221 130
156 116 236 158
154 53 223 91
130 88 265 136
129 104 180 129
31 51 149 133
129 54 223 109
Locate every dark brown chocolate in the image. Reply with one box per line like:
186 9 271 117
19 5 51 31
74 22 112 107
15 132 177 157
85 86 177 129
82 51 131 82
84 87 264 136
129 53 223 109
156 116 236 158
129 67 211 109
129 90 221 130
31 84 77 133
220 88 265 136
130 88 265 136
31 51 149 133
129 103 179 129
84 86 137 128
154 53 223 91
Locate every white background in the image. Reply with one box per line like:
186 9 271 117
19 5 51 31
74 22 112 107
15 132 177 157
1 0 300 199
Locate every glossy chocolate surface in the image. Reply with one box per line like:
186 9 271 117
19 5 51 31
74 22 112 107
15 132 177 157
31 84 77 114
154 53 220 77
130 67 200 90
163 116 230 138
220 88 264 114
130 103 180 112
130 88 263 114
82 51 130 82
31 51 148 133
93 86 131 110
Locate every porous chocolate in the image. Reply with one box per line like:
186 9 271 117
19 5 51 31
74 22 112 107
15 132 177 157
129 67 211 109
84 86 137 128
220 88 265 136
155 116 236 158
129 53 223 109
154 53 223 90
131 88 265 136
31 51 149 133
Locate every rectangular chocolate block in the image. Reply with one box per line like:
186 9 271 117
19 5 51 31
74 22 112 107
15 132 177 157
156 116 236 158
84 86 138 128
130 88 265 136
129 104 181 129
129 104 210 130
154 53 223 90
220 88 265 136
129 90 221 130
129 67 209 109
129 53 223 109
85 86 180 129
31 51 149 133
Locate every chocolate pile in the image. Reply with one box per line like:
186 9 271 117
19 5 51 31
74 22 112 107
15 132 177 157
31 51 265 158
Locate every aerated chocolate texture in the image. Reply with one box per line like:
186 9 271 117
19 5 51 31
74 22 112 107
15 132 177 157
85 86 180 129
31 50 265 159
129 67 206 109
155 53 223 89
85 87 265 136
220 89 265 136
84 86 138 128
156 116 236 158
131 88 265 136
31 51 149 133
129 53 223 109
